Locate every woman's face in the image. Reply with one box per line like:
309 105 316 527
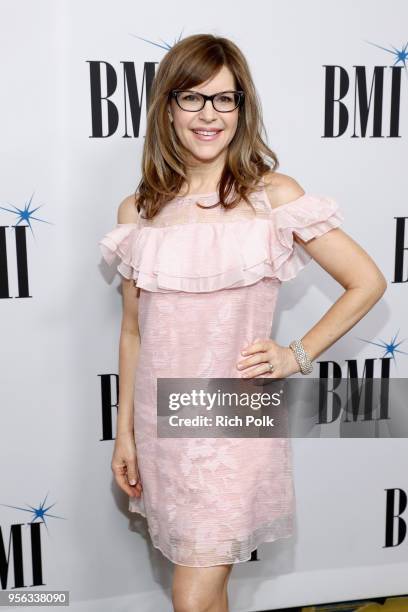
168 65 240 165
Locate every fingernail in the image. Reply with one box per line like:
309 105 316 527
241 350 247 355
129 479 136 485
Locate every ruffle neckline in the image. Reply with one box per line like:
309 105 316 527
98 193 344 293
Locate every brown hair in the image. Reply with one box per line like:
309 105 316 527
135 33 279 218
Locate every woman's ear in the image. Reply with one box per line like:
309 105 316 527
167 107 173 123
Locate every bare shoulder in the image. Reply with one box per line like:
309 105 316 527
117 193 139 224
263 170 306 209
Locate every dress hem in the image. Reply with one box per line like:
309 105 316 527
128 503 294 567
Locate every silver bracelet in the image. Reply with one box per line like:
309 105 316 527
289 339 313 375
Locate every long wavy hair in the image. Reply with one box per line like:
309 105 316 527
135 33 279 218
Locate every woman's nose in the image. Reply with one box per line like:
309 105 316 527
198 99 218 120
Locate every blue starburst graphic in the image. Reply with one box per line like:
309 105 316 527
357 329 408 371
0 492 66 534
128 29 185 51
365 39 408 70
0 191 53 242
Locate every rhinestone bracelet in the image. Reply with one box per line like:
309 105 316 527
289 339 313 375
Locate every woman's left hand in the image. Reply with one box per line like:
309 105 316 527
236 337 301 379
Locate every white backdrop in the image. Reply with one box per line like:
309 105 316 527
1 0 408 610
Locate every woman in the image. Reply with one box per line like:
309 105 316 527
99 33 386 612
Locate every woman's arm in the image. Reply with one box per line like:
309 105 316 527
295 227 387 361
116 195 141 435
266 173 387 362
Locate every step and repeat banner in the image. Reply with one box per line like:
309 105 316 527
1 0 408 610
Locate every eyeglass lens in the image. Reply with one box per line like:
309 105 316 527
176 91 240 112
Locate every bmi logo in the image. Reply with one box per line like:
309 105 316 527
0 192 52 299
323 40 408 137
0 494 64 589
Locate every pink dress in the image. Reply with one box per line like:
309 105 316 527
99 178 344 566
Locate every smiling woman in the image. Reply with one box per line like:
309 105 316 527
135 34 278 218
99 32 386 612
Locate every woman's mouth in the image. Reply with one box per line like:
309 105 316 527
191 129 223 142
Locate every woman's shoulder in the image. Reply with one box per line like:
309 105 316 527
262 170 306 210
117 193 140 224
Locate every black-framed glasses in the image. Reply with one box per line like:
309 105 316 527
170 90 244 113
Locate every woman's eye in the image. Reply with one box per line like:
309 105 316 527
182 94 199 101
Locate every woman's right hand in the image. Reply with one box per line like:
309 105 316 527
111 431 143 498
